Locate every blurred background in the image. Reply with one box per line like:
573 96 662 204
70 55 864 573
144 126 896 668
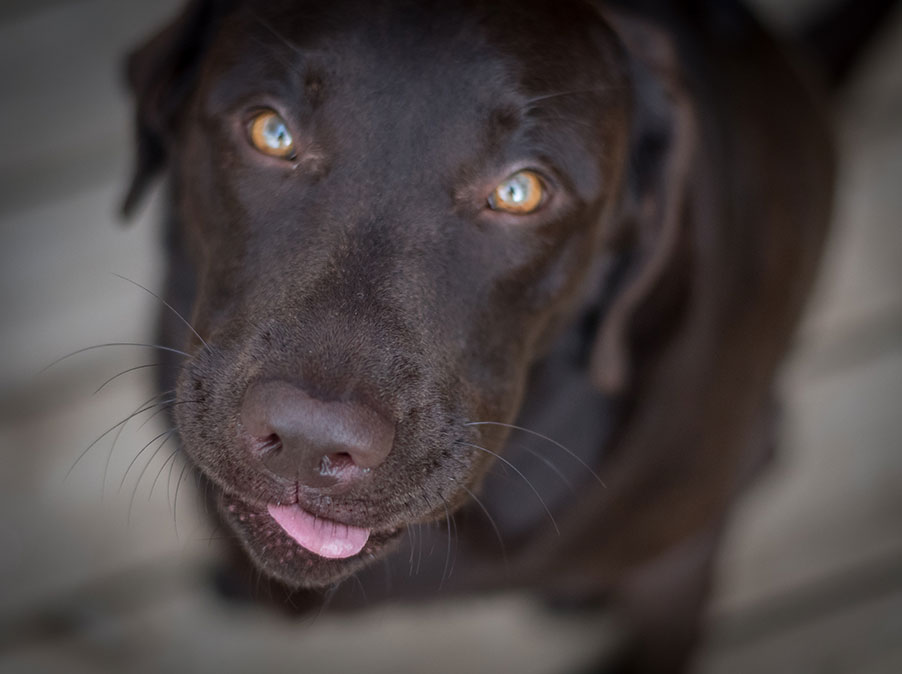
0 0 900 672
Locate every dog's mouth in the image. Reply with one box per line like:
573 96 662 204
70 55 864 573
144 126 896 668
218 489 406 587
177 368 489 586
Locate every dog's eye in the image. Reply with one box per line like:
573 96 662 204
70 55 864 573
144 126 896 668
488 170 545 214
248 110 296 159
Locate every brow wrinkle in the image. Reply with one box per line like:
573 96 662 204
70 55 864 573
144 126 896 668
522 86 625 107
248 8 304 58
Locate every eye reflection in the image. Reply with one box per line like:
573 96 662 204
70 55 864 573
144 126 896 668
248 110 295 158
489 170 544 214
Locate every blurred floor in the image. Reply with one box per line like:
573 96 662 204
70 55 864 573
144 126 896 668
0 1 900 673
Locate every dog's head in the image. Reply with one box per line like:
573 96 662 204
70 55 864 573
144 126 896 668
124 0 693 588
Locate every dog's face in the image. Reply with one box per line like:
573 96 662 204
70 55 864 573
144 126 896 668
127 0 649 588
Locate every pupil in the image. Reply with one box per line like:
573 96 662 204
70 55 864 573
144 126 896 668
264 118 289 148
506 178 526 203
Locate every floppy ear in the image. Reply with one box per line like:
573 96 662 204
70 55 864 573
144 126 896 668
590 10 697 395
121 0 228 218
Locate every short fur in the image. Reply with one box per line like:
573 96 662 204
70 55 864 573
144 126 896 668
124 1 834 671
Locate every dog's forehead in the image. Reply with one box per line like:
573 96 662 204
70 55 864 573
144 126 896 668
196 0 624 198
208 0 619 102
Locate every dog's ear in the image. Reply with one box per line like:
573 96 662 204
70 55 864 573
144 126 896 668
590 10 697 395
121 0 228 218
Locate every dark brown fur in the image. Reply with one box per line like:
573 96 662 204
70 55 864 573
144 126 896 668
124 1 834 671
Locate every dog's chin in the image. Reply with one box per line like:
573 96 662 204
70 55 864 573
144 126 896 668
218 491 405 588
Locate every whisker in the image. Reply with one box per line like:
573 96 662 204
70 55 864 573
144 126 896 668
440 499 453 588
201 475 209 515
112 273 211 350
248 9 304 59
118 427 175 493
166 447 183 513
406 523 416 576
135 403 172 432
522 87 622 106
416 493 436 577
465 421 605 487
254 558 265 601
351 573 369 605
93 362 161 395
128 429 178 524
105 396 179 494
67 391 173 483
416 523 425 577
527 111 597 131
136 398 201 432
44 342 190 374
101 390 171 498
314 582 342 623
460 484 508 571
173 461 191 541
515 443 574 491
249 34 306 79
149 446 181 500
427 523 438 559
282 588 301 615
447 497 459 580
456 441 560 535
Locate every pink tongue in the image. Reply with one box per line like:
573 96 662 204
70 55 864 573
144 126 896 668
267 504 370 559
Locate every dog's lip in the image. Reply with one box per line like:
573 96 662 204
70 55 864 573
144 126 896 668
266 502 370 559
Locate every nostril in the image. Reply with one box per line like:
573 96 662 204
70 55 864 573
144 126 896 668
241 380 393 486
319 452 356 477
251 433 283 457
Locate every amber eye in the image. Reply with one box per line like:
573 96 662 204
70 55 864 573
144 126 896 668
248 110 296 158
488 170 545 214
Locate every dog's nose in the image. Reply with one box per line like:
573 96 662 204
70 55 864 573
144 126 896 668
240 380 394 488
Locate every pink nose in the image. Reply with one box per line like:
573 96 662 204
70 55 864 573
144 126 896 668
240 380 394 488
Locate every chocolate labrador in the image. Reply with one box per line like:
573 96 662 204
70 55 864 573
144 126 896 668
122 0 841 671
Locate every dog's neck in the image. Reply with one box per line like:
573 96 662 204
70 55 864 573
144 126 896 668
476 253 629 541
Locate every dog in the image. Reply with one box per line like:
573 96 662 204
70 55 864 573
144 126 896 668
121 1 840 671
